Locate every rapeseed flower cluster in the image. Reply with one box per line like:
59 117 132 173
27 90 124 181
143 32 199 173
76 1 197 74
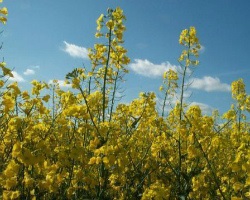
0 4 250 200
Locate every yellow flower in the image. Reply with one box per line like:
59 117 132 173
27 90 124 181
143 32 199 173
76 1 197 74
12 142 22 158
0 79 4 87
231 197 243 200
245 176 250 186
106 20 114 29
232 182 243 192
103 156 109 164
96 14 104 23
22 91 30 100
95 32 103 38
96 14 104 31
3 95 15 112
231 78 246 102
0 15 7 24
0 62 13 77
178 26 200 67
24 172 35 187
0 7 8 15
88 157 96 165
112 7 124 19
5 178 18 189
7 82 21 96
42 94 50 102
4 160 20 178
3 190 20 199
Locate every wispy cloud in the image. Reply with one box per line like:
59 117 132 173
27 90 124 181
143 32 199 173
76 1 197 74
9 71 26 82
23 69 35 76
199 45 205 54
63 41 88 59
215 69 250 77
32 65 40 69
48 79 71 88
129 59 180 78
136 43 148 49
190 76 230 92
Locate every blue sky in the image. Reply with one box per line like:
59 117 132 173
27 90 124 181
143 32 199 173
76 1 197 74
1 0 250 115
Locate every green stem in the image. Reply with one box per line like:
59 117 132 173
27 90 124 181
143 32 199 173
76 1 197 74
109 68 120 122
178 38 190 198
161 90 168 117
102 28 112 122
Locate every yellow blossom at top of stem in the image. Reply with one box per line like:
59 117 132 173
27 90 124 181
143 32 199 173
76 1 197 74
231 78 245 97
112 7 124 20
178 26 200 67
163 69 178 81
161 69 178 95
0 7 7 15
179 26 199 47
231 78 246 103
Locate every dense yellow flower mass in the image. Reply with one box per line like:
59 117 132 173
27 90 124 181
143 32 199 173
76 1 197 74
0 5 250 200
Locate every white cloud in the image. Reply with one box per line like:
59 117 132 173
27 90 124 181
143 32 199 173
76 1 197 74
23 69 35 76
190 76 230 92
63 41 88 59
9 71 25 82
32 65 40 69
48 79 71 88
189 102 214 115
199 45 205 53
129 59 180 78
